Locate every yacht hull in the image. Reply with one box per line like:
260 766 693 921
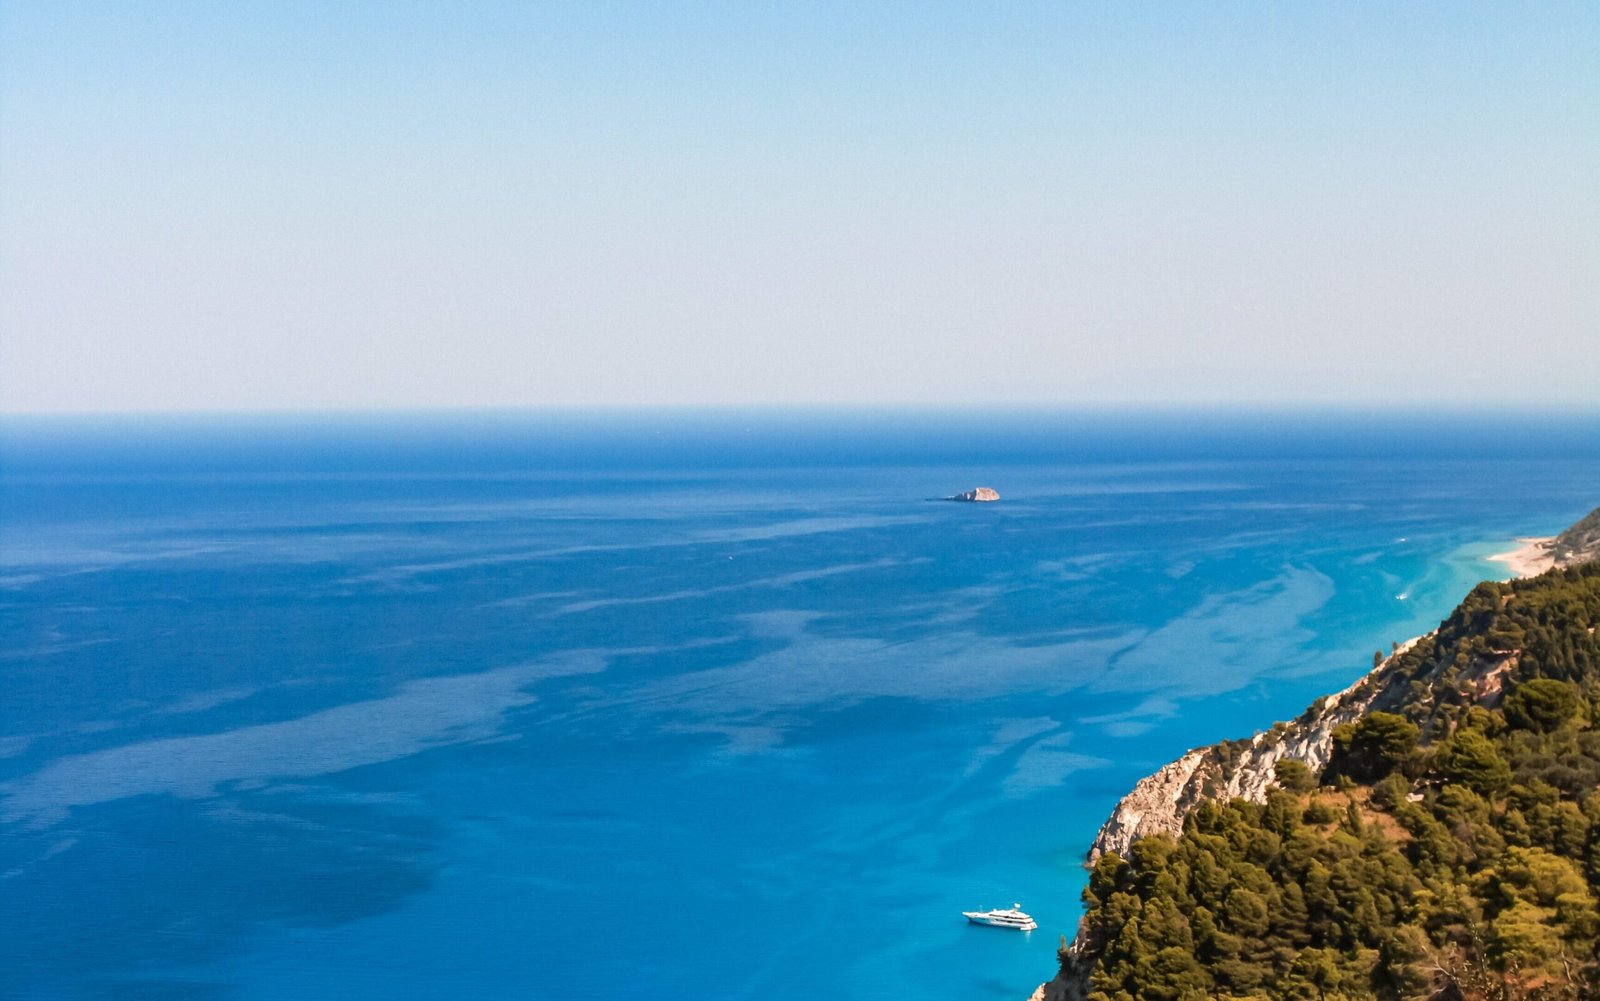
962 912 1037 931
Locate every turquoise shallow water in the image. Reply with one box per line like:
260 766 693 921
2 410 1598 1000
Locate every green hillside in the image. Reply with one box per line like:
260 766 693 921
1066 561 1600 1001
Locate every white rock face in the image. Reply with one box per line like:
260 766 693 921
1086 637 1421 863
1084 749 1208 864
951 487 1000 502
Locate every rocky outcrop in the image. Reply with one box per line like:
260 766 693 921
950 487 1000 502
1083 748 1209 865
1086 637 1420 863
1083 507 1600 866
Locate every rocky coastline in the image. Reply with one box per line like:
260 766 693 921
1084 636 1421 865
1028 507 1600 1001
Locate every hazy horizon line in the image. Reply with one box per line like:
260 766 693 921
8 400 1600 422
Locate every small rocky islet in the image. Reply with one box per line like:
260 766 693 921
949 487 1000 503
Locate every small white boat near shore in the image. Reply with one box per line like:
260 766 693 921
962 903 1036 931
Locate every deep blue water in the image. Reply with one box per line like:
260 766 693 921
3 409 1598 1000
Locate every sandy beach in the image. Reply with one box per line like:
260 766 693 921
1488 536 1557 578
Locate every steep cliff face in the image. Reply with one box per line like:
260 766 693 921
1080 590 1552 866
1082 504 1600 865
1086 637 1421 863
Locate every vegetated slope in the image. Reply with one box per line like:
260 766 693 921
1059 560 1600 1001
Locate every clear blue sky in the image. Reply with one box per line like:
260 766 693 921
2 1 1595 412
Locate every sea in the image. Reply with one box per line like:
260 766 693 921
3 408 1598 1001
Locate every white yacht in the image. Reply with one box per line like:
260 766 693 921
962 903 1036 931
